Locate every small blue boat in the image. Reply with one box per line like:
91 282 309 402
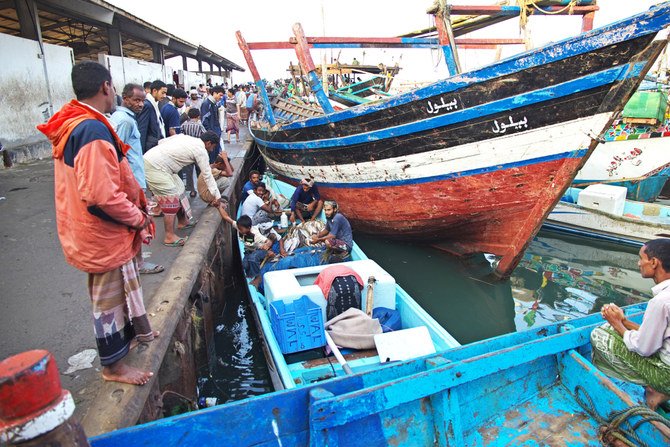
238 177 459 390
545 186 670 245
90 302 670 446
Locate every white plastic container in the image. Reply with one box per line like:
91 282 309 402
577 184 627 216
263 259 396 322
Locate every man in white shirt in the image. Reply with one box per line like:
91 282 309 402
241 182 281 225
591 238 670 410
143 131 221 246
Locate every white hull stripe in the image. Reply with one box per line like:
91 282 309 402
265 114 612 187
0 391 75 443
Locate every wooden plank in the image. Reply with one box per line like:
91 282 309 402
301 350 378 368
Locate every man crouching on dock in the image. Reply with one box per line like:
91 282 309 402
591 238 670 411
38 61 157 386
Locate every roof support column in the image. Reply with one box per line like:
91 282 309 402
15 0 40 40
107 27 122 56
217 64 222 76
197 58 202 72
151 43 164 65
182 55 188 70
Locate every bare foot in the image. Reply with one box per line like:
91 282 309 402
645 386 670 411
130 330 160 350
249 276 262 289
102 361 153 385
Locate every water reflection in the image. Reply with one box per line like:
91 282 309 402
356 230 653 344
197 287 273 406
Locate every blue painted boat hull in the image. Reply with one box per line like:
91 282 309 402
91 303 668 446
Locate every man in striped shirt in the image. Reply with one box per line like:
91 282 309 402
179 108 207 197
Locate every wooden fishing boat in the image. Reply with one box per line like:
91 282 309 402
545 186 670 245
575 88 670 202
237 4 670 279
91 302 670 446
238 177 459 390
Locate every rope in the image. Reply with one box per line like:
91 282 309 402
574 385 670 446
518 0 577 32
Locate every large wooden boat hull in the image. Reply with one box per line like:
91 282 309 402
251 5 670 278
91 303 670 446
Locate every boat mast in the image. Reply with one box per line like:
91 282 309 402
292 22 335 114
429 1 462 76
235 31 277 126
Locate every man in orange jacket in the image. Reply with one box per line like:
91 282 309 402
38 61 157 386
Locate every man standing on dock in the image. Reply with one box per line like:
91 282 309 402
591 238 670 410
38 61 156 386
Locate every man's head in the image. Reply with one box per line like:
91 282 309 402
187 108 201 120
143 81 152 93
237 215 253 235
253 182 266 197
121 83 145 113
172 88 188 107
639 238 670 282
166 84 176 98
324 200 338 219
200 131 219 152
71 61 115 113
300 177 315 192
150 80 167 102
190 89 199 100
211 85 225 102
249 170 261 185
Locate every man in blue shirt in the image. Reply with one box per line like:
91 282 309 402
160 88 187 137
311 200 353 258
289 178 324 223
110 83 146 189
110 83 164 275
201 85 225 163
241 170 261 204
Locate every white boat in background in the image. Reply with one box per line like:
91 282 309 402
545 186 670 245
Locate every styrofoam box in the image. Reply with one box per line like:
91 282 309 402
263 259 396 322
577 184 628 216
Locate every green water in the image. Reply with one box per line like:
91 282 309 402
356 229 653 345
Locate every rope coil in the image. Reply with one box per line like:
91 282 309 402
574 385 670 447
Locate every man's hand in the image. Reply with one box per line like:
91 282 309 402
311 235 319 244
289 213 296 223
267 249 276 258
602 303 627 335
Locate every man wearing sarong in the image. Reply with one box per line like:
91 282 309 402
38 61 156 386
591 238 670 410
289 178 324 223
144 131 221 246
311 200 353 262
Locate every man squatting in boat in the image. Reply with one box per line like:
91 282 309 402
591 238 670 410
289 178 324 223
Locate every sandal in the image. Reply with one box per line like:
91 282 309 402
180 220 198 230
139 262 164 274
163 237 188 247
189 191 197 198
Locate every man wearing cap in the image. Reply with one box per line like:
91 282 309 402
289 178 324 223
311 200 353 260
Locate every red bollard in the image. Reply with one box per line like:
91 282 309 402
0 350 90 446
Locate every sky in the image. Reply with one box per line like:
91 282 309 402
106 0 664 85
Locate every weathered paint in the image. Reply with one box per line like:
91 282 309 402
235 31 276 126
243 5 670 278
90 304 666 446
291 23 335 115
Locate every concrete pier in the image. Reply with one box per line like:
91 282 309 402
0 129 254 437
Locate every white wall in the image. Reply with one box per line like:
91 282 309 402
0 33 74 149
99 54 169 93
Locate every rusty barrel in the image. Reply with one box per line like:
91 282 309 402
0 350 89 446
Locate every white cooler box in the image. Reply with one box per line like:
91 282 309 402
263 259 396 322
577 184 627 216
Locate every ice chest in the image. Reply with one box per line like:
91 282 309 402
264 259 397 322
577 184 627 216
270 295 326 354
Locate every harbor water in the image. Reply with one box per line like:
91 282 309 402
202 229 652 402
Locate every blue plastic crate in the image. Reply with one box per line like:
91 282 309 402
269 295 326 354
